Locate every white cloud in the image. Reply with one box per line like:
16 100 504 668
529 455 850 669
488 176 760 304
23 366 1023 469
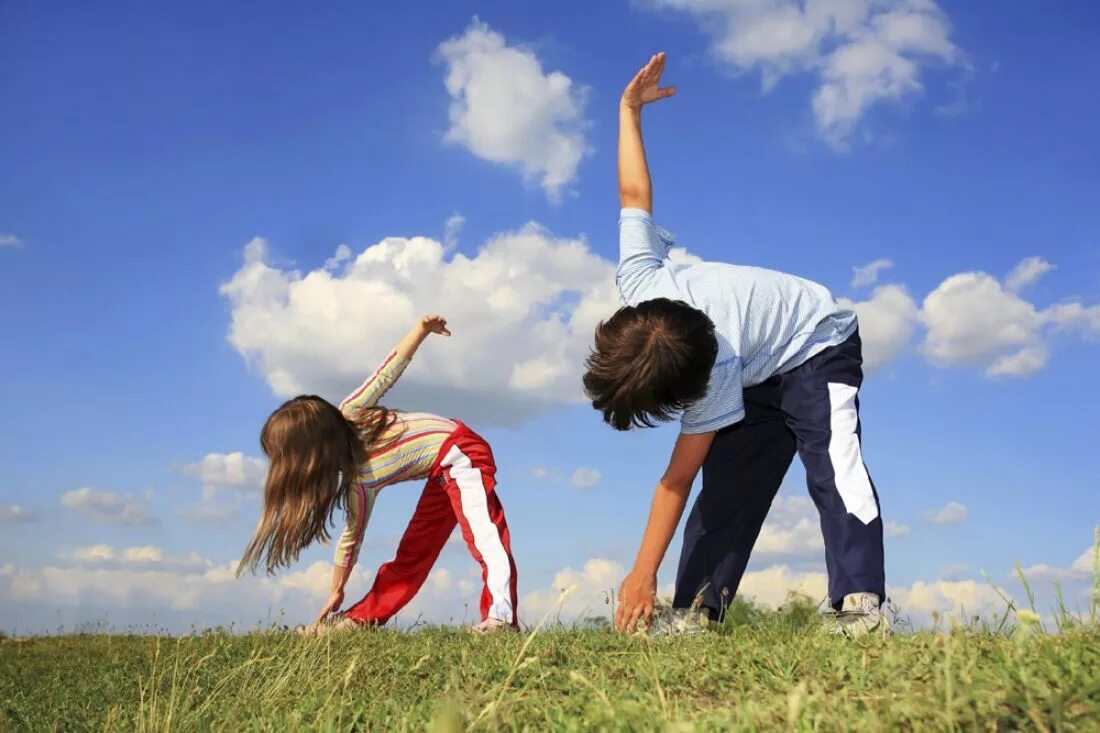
531 466 551 480
1071 546 1096 575
838 284 919 371
180 449 268 499
521 557 622 621
920 271 1046 375
1018 544 1097 584
0 233 23 248
851 258 894 288
884 520 910 538
324 244 352 272
59 488 156 526
569 467 601 490
846 256 1100 376
738 565 829 607
755 517 823 556
1 554 366 622
648 0 962 147
1004 256 1055 293
922 501 968 525
181 452 268 500
444 214 465 249
64 544 209 572
0 505 33 522
438 19 590 200
221 227 618 426
888 579 1005 620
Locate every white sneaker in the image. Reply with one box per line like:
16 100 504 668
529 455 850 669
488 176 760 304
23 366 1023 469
637 607 709 637
469 617 514 634
828 593 890 637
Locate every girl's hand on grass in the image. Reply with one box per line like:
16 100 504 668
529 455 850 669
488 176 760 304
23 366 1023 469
314 588 344 627
621 52 676 111
421 314 451 337
615 568 657 633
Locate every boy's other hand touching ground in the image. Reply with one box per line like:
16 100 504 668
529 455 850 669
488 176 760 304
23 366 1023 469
616 568 657 633
621 52 676 111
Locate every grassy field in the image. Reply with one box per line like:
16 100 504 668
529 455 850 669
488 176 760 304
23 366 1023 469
3 595 1099 732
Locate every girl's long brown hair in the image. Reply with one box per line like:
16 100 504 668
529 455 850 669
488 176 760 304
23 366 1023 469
236 396 399 576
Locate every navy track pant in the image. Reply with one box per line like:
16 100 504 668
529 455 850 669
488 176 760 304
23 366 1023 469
673 330 885 617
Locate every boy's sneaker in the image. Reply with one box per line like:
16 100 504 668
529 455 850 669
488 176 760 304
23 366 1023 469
637 606 709 637
827 593 890 637
469 617 515 635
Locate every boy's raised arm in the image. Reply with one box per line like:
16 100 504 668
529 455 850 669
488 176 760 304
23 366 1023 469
619 52 676 212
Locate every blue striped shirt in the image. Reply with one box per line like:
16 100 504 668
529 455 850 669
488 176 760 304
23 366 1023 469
617 208 857 434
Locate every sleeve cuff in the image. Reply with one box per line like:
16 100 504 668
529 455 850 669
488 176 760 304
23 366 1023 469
680 409 745 435
619 208 677 248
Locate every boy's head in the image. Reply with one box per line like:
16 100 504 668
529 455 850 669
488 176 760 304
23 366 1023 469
583 298 718 431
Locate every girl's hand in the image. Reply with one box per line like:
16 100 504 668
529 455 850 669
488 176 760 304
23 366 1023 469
621 52 676 111
314 588 345 627
615 567 657 633
421 314 451 337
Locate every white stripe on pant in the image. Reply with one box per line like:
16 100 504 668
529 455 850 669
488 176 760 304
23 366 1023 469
441 444 514 623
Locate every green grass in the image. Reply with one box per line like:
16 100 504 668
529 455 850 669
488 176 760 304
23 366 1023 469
3 601 1099 732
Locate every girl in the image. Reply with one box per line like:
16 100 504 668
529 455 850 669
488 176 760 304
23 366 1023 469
237 315 519 634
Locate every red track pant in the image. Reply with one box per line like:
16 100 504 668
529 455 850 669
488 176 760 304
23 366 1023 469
345 423 518 626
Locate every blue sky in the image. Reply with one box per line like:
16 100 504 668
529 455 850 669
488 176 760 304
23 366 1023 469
1 1 1098 633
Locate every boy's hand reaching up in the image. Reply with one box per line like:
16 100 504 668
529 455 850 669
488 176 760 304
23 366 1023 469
615 568 657 633
621 52 676 111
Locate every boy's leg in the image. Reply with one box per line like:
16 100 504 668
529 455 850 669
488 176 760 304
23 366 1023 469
779 330 885 610
438 430 518 627
673 393 796 619
344 480 457 625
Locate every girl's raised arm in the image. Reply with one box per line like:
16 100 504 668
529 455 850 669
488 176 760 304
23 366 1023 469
339 315 451 414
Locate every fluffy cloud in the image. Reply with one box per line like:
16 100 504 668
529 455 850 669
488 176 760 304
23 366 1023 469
177 452 265 522
521 557 622 621
755 518 824 556
922 501 968 525
437 19 589 200
888 579 1006 621
569 468 601 490
0 233 23 248
843 256 1099 376
851 258 894 288
1004 256 1055 293
444 214 466 249
1 553 366 623
181 452 268 500
221 227 617 426
64 544 209 571
1017 543 1097 584
59 488 156 526
839 284 919 371
884 520 911 537
647 0 962 146
0 505 33 522
738 565 829 607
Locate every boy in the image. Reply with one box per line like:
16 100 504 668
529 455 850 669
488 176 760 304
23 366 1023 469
583 53 885 635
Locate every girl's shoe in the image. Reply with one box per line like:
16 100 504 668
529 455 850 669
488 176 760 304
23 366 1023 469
469 617 513 634
297 612 365 636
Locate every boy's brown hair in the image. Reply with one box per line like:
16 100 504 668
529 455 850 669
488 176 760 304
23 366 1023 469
583 298 717 431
